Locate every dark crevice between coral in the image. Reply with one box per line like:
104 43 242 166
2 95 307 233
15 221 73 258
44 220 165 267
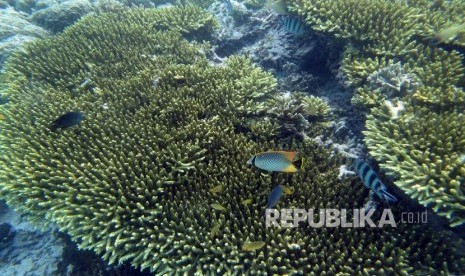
300 38 343 83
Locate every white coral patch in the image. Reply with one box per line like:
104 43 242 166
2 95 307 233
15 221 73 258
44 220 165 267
338 164 356 180
384 100 404 119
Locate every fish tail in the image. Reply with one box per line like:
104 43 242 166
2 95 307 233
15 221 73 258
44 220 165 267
282 157 303 172
50 124 58 132
293 157 304 169
279 151 297 161
381 190 397 204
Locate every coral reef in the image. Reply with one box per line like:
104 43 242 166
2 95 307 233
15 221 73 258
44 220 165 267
262 92 331 141
150 4 218 37
366 62 421 99
289 0 465 227
365 107 465 226
0 4 464 275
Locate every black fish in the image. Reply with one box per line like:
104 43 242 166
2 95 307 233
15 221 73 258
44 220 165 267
50 111 84 131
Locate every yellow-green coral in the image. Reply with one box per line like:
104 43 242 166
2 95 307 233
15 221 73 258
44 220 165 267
263 92 331 140
289 0 421 56
409 0 465 47
365 107 465 226
289 0 465 226
1 4 465 275
150 4 219 37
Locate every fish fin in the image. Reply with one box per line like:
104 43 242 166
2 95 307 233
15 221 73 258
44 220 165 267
381 190 397 204
282 164 297 173
278 151 297 161
293 157 304 169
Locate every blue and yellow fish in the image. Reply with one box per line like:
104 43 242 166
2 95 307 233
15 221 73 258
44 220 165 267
247 151 302 173
354 158 397 204
266 185 285 209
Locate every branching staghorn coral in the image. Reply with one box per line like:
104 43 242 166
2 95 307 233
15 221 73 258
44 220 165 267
289 0 422 56
0 4 464 275
288 0 465 227
150 4 219 38
264 92 331 139
365 106 465 226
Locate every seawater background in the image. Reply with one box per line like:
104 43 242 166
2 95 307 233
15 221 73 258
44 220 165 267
0 0 463 275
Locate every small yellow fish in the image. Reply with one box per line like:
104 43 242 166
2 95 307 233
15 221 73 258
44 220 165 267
210 224 221 238
264 0 288 15
282 186 293 195
241 199 253 206
209 184 223 194
430 23 465 45
242 241 266 251
0 114 5 121
211 203 227 211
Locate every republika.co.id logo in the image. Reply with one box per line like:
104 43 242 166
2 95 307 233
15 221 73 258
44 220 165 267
266 208 428 228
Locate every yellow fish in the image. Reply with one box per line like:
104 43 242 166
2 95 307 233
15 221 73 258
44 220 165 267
209 184 223 194
430 23 465 45
210 224 221 238
0 114 5 121
282 186 293 195
241 199 253 206
211 203 227 211
242 241 266 251
264 0 288 15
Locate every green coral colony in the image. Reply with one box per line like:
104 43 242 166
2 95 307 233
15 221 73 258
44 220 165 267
0 3 464 275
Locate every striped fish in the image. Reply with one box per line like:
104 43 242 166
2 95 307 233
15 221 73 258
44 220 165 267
223 0 233 14
354 159 397 204
281 16 306 35
247 151 302 173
